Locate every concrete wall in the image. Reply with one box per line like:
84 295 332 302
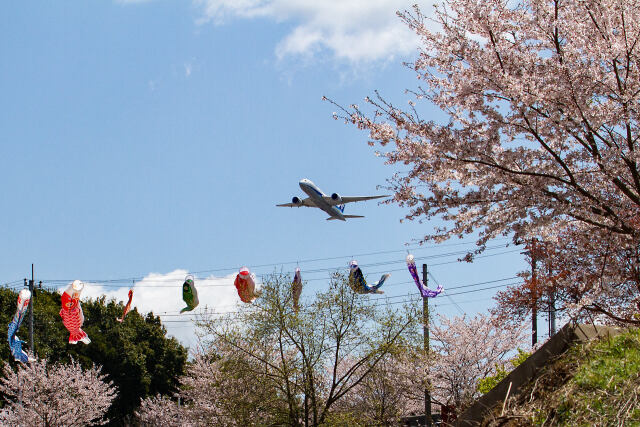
455 323 622 426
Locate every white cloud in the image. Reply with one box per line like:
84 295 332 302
195 0 435 63
70 269 247 352
184 63 193 77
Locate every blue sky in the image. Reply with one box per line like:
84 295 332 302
0 1 529 348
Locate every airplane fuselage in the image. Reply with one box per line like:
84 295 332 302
299 179 346 221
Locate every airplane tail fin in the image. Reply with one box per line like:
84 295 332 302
338 204 345 213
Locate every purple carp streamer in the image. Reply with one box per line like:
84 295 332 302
406 254 443 298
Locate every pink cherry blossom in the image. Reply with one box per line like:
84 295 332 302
331 0 640 325
0 358 116 426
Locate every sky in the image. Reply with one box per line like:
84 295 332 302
0 1 531 350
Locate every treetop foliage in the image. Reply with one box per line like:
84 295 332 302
0 286 187 426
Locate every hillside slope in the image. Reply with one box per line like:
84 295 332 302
483 328 640 426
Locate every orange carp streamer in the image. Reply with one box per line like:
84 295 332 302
116 289 134 322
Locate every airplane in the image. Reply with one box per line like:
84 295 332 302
276 178 389 221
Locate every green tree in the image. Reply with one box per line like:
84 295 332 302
476 349 530 395
0 286 187 426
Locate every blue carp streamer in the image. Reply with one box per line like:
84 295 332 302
348 260 389 294
7 290 31 363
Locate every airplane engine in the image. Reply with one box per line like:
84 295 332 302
331 193 343 203
292 196 303 206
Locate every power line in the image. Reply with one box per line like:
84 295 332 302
143 275 521 317
27 238 516 284
7 269 520 321
152 280 520 320
188 236 512 275
0 259 523 325
2 279 25 289
0 240 524 328
366 282 517 309
33 246 522 288
149 284 515 324
428 271 464 315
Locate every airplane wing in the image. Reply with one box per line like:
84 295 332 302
322 195 389 205
276 197 317 207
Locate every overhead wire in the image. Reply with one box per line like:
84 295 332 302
2 279 25 289
428 271 464 315
0 238 524 327
33 246 522 288
152 277 521 318
126 274 520 317
100 273 521 326
186 236 513 275
25 237 515 286
152 284 516 325
6 254 523 322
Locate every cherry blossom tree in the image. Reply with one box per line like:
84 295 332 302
137 347 293 426
185 349 285 426
372 313 527 418
428 313 527 411
135 395 194 427
328 312 527 419
333 0 640 322
0 358 116 426
331 352 423 425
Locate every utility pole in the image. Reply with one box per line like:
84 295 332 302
423 264 433 427
548 264 556 337
29 264 34 353
531 242 538 347
549 292 556 336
